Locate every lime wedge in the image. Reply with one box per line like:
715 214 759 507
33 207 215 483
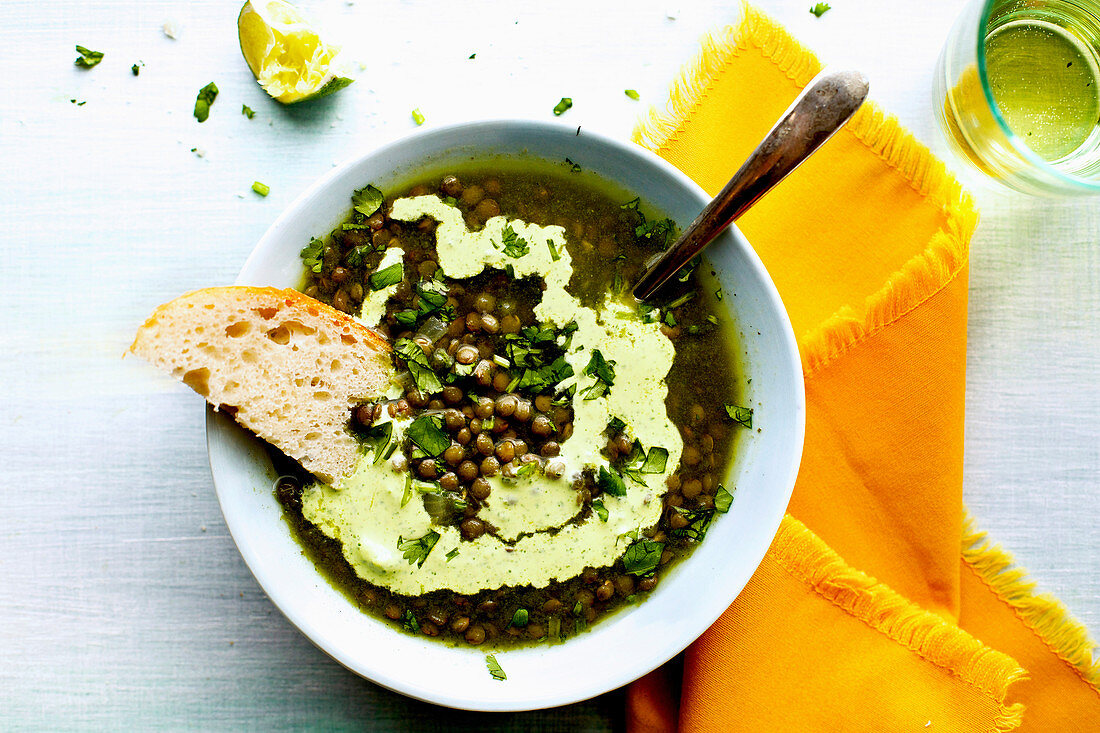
238 0 353 104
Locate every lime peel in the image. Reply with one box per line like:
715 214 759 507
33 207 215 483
238 0 353 105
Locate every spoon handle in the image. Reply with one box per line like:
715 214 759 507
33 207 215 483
632 70 869 302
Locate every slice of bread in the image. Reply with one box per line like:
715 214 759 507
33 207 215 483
130 286 392 484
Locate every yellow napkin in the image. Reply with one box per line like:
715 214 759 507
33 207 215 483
626 6 1100 731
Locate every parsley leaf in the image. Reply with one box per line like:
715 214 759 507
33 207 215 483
597 465 627 497
624 89 640 100
672 506 716 542
300 238 324 274
500 224 530 258
362 420 395 464
810 2 831 17
641 446 669 474
591 499 609 522
552 97 573 116
411 108 425 126
402 609 420 633
581 349 616 400
394 338 443 394
74 45 104 69
715 485 733 513
486 654 507 681
407 414 450 457
606 416 626 435
622 539 664 576
193 82 218 123
352 184 384 218
724 403 753 428
369 262 404 291
397 530 440 568
242 104 255 119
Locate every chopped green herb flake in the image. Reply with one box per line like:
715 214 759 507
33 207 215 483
411 108 425 126
500 224 530 258
468 53 476 59
408 414 450 456
369 262 404 291
352 184 384 218
300 238 324 274
193 82 218 123
581 349 616 399
548 615 562 640
242 104 255 119
597 465 627 497
251 181 270 197
510 609 529 627
810 2 831 17
715 485 734 513
592 499 609 522
641 446 669 474
625 89 640 100
397 530 440 568
606 416 626 434
715 287 723 300
486 654 507 681
445 547 459 562
724 403 753 428
552 97 573 116
394 338 443 394
565 157 581 173
546 238 561 262
131 61 142 76
622 539 664 576
74 45 104 69
402 609 419 633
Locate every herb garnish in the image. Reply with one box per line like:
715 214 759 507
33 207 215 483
300 238 324 274
724 403 753 428
509 609 529 627
352 184 384 218
499 224 530 258
361 420 395 463
74 45 104 68
810 2 831 17
468 53 476 59
242 104 256 119
591 499 609 522
422 490 467 525
397 530 440 568
624 89 640 100
193 82 218 123
606 416 626 435
552 97 573 116
565 157 581 173
573 601 587 632
402 610 420 633
546 238 561 261
445 547 459 562
369 262 404 291
411 108 425 126
486 654 507 681
500 323 575 395
715 485 733 513
597 465 627 497
407 414 450 456
581 349 616 399
394 337 443 394
251 181 270 197
622 539 664 576
131 61 143 76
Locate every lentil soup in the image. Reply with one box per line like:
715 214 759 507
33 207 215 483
272 161 750 647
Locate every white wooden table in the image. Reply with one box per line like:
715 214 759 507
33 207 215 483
3 0 1097 728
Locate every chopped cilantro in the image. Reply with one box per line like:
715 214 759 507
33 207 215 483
510 609 529 627
606 417 626 435
597 465 627 497
486 654 507 681
724 403 753 428
74 45 104 69
810 2 831 17
70 99 86 106
352 184 384 218
193 82 218 123
251 181 270 197
552 97 573 116
402 609 420 633
369 262 404 291
300 238 324 274
622 539 664 576
581 349 615 399
565 157 581 173
468 53 476 59
362 420 395 464
131 61 143 76
591 499 609 522
500 224 530 258
445 547 459 562
412 108 425 126
546 238 561 261
242 104 255 119
401 473 412 508
715 485 734 513
407 414 449 456
548 615 563 640
397 530 440 568
671 506 716 542
624 89 640 100
394 337 443 394
344 243 376 268
664 311 676 327
641 446 669 474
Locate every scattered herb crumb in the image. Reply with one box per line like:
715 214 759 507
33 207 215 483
74 45 104 69
468 53 476 59
193 82 218 123
412 108 425 126
251 181 270 197
485 654 507 681
625 89 640 100
724 403 753 428
565 157 581 173
810 2 831 17
131 61 143 76
70 99 86 106
553 97 573 116
242 104 256 119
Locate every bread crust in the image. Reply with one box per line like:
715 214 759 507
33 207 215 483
131 286 392 484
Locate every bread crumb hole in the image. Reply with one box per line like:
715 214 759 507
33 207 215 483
305 432 320 440
253 306 278 320
313 391 330 401
330 359 341 371
182 367 211 397
203 304 215 310
241 349 258 364
225 321 251 338
307 306 319 317
341 334 357 345
317 332 330 345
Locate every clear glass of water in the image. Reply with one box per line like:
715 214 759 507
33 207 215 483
934 0 1100 195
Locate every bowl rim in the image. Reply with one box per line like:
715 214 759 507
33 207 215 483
207 118 806 711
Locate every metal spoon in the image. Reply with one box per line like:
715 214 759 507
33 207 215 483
631 70 870 302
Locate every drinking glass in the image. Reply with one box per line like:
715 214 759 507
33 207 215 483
934 0 1100 195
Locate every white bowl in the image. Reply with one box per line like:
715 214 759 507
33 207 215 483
208 120 805 711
